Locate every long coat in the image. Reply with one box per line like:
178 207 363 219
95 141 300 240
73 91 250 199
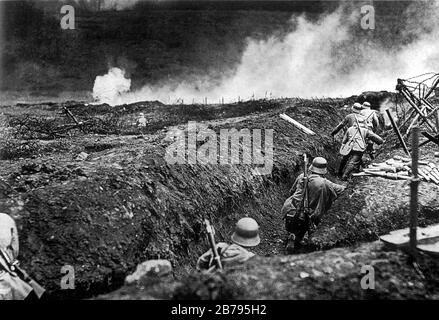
331 113 366 136
287 173 345 224
196 242 255 270
340 126 383 155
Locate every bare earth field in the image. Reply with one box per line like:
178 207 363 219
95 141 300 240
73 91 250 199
0 96 439 300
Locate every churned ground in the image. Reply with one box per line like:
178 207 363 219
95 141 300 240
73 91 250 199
1 97 439 299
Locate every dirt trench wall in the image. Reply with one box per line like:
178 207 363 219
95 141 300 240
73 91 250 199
0 99 344 299
101 241 439 300
309 146 439 250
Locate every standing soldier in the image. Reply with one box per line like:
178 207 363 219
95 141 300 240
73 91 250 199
136 112 147 128
283 157 346 253
360 101 381 159
196 217 260 271
331 103 366 137
331 103 366 177
340 118 384 180
360 101 380 132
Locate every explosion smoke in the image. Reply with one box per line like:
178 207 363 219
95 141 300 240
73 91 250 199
92 2 439 106
92 67 131 104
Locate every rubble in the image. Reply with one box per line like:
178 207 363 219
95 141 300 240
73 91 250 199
125 260 172 284
1 96 439 300
75 152 89 161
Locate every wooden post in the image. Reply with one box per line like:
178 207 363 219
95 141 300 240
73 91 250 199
386 109 411 156
410 124 420 261
400 89 436 131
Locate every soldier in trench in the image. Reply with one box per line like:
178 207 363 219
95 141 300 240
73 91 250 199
196 217 260 271
339 118 384 180
331 103 367 177
360 101 381 160
283 157 346 253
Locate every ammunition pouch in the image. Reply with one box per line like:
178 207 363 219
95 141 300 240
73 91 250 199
284 207 310 235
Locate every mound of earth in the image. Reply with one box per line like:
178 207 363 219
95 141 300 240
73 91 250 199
0 98 345 298
98 242 439 300
1 97 439 299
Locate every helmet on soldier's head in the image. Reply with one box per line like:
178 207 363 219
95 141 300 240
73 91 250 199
231 217 260 247
362 101 371 109
352 103 363 113
309 157 327 175
0 213 19 260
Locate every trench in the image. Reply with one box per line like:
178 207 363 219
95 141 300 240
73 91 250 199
3 98 439 300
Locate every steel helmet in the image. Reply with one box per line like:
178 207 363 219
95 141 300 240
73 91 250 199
231 217 260 247
362 101 371 108
0 213 19 260
309 157 327 175
352 103 363 113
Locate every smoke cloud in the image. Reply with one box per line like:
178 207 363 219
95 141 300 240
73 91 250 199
71 0 141 11
92 1 439 105
92 67 131 103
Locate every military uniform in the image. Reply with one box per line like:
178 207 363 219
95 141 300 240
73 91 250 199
360 108 379 132
137 113 147 128
331 113 367 137
283 157 346 252
197 217 260 271
196 242 255 270
288 172 345 242
332 110 368 176
0 213 35 300
340 125 384 179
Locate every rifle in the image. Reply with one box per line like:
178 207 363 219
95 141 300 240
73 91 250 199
0 248 46 299
299 154 314 231
204 219 222 271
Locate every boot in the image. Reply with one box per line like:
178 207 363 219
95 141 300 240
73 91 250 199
285 234 296 254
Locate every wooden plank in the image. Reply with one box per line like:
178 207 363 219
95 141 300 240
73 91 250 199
421 132 439 146
279 113 316 135
417 237 439 256
380 224 439 247
386 109 411 156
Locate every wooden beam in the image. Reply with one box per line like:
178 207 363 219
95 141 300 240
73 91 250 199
400 89 436 131
279 113 316 135
386 109 410 156
410 125 420 261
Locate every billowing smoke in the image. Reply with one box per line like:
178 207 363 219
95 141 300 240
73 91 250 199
71 0 140 11
92 1 439 105
92 67 131 104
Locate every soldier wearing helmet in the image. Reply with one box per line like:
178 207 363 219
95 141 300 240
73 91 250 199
360 101 380 132
196 217 260 270
284 157 346 253
331 103 368 177
331 103 366 138
136 112 147 128
339 117 384 180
